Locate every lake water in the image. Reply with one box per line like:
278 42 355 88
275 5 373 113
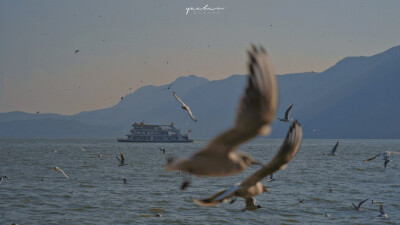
1 138 399 224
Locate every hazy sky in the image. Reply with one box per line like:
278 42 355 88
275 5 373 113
1 0 399 115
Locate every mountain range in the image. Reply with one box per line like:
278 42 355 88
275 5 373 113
1 45 399 138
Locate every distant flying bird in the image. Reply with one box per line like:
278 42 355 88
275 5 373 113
79 147 86 152
352 198 369 211
166 45 278 178
277 103 293 122
173 91 197 122
379 204 388 217
242 197 262 211
74 50 79 54
193 121 302 207
117 153 127 166
160 148 166 154
36 111 40 114
162 82 173 90
324 141 339 156
266 174 275 182
312 129 319 133
54 167 70 179
0 176 8 184
364 151 400 168
129 87 132 90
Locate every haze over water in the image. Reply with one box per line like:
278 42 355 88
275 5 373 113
1 138 399 224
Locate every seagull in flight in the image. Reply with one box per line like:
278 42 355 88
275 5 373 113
0 176 8 184
352 198 369 211
324 141 339 156
117 153 127 166
163 82 173 90
173 91 197 122
54 167 70 179
364 151 400 168
277 103 293 122
74 50 79 54
266 174 275 182
166 45 278 178
160 148 166 154
378 204 388 218
193 121 302 207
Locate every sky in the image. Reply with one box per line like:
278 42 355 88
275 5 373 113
1 0 399 115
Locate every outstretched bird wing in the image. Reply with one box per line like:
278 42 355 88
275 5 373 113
330 141 339 154
284 103 293 120
364 153 381 162
120 153 125 164
240 121 302 186
173 91 186 106
195 45 278 156
193 188 232 207
55 167 70 179
358 198 369 208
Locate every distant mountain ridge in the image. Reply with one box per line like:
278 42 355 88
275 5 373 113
1 45 399 138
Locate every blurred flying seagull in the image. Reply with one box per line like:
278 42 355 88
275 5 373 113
0 176 8 184
242 197 262 211
163 82 173 90
352 198 369 211
277 103 293 122
379 204 388 217
324 141 339 156
364 151 400 168
173 91 197 122
166 45 278 178
54 167 70 179
193 121 302 207
74 50 79 54
117 153 127 166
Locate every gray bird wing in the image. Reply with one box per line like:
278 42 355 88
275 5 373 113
330 141 339 154
364 153 381 162
379 204 385 215
284 103 293 119
193 188 233 207
358 198 369 208
121 153 125 164
241 121 302 186
195 45 278 156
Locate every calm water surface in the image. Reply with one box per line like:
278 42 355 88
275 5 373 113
1 138 399 224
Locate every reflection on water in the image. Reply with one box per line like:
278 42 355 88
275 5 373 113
1 138 399 224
